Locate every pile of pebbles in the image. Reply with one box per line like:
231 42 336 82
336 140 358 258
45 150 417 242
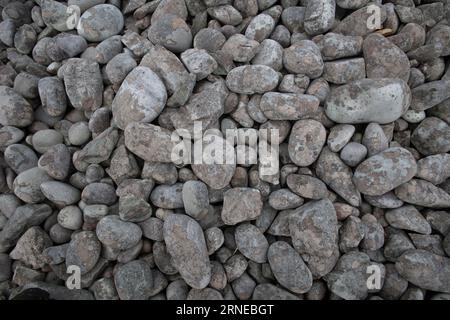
1 0 450 301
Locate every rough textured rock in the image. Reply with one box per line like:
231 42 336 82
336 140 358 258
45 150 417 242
163 214 211 289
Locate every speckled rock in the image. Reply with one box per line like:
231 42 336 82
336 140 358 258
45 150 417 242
325 79 411 124
353 147 417 196
163 214 211 289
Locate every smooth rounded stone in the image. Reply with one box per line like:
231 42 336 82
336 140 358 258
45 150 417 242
140 45 196 107
66 231 100 275
416 154 450 185
411 80 450 112
38 144 70 180
363 33 410 82
365 192 404 209
112 66 167 130
124 123 177 163
68 122 90 146
288 119 326 166
4 144 38 174
396 249 450 293
63 58 103 112
31 130 64 155
270 24 290 48
395 179 450 209
150 183 184 209
231 272 256 300
280 6 305 33
225 65 279 95
50 33 89 61
402 110 425 124
191 135 236 190
268 241 313 294
260 93 319 121
314 33 363 61
76 4 124 42
340 142 367 167
209 260 227 290
57 206 83 230
245 14 275 42
96 215 142 251
246 95 268 124
167 279 189 300
283 40 324 78
222 34 260 63
223 252 248 282
289 199 338 258
0 253 12 282
268 189 304 210
38 77 67 117
325 79 411 124
182 181 209 220
152 240 177 275
409 234 444 257
334 3 386 36
0 86 33 128
385 205 431 235
13 167 53 204
204 227 224 255
13 72 39 99
286 174 328 200
82 183 117 205
40 181 81 206
411 117 450 156
378 263 408 300
94 35 122 64
361 123 389 157
303 0 335 36
252 283 300 300
384 230 415 262
163 214 211 289
193 28 226 53
114 260 153 300
316 147 361 207
323 58 366 84
180 49 217 80
207 5 242 26
327 124 355 152
0 126 24 147
148 14 192 53
105 53 137 85
353 147 417 196
0 19 15 47
83 204 108 221
235 223 269 263
88 107 110 135
221 188 263 225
